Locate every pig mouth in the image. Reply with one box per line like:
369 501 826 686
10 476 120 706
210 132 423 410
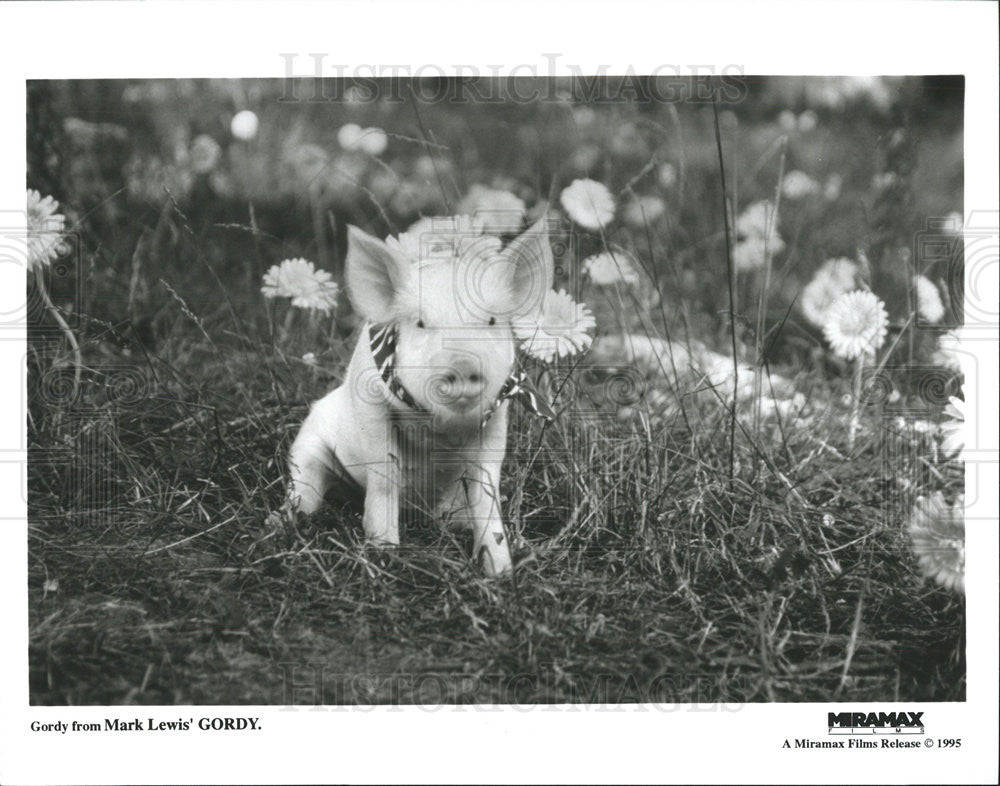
446 398 480 414
430 380 488 412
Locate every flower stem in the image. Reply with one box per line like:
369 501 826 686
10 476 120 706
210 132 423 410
281 306 296 346
849 354 864 451
35 266 81 400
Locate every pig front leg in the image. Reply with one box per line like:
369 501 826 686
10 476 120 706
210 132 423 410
287 431 334 516
362 449 401 547
266 419 334 535
439 460 512 577
471 464 513 577
285 387 347 517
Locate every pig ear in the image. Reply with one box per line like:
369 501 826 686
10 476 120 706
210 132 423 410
345 225 409 322
501 217 555 318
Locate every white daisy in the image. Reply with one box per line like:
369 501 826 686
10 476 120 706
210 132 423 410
871 172 896 191
584 251 641 287
913 274 945 323
939 395 964 458
559 178 615 231
623 195 667 228
909 492 965 593
610 122 649 157
261 258 340 313
336 123 364 150
800 257 859 327
336 124 387 156
736 200 784 251
209 171 234 198
230 110 259 141
26 189 70 271
368 169 400 202
823 174 843 202
781 170 820 200
190 134 222 174
413 155 437 180
797 110 818 133
932 328 966 372
822 290 889 360
573 106 596 127
514 289 595 362
457 185 527 234
569 145 601 173
357 127 388 157
777 110 797 132
658 163 677 190
732 235 770 272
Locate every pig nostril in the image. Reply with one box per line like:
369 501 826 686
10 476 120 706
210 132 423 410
444 373 458 385
468 372 482 385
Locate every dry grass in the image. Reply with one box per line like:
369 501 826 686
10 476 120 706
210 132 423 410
28 333 965 705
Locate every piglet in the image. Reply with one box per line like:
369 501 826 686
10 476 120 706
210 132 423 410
283 218 554 575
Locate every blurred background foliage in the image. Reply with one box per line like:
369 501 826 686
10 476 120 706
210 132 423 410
27 75 962 365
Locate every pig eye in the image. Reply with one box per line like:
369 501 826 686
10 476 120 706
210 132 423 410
416 319 425 329
488 317 496 326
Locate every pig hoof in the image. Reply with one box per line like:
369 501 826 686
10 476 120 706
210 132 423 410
477 546 514 578
365 537 400 551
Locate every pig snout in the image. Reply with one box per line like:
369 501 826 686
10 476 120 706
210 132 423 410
433 355 487 410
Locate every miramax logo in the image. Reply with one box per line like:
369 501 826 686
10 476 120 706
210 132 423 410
828 711 925 735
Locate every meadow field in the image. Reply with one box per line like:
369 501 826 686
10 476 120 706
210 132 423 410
26 75 966 704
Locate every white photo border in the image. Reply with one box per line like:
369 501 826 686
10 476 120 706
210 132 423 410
1 1 997 784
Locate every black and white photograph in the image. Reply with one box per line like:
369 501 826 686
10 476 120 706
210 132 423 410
24 71 973 704
2 1 997 784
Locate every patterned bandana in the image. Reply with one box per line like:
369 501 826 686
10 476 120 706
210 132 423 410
369 323 556 427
